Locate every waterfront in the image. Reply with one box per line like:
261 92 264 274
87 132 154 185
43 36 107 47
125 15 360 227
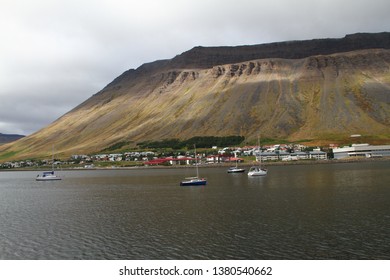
0 161 389 259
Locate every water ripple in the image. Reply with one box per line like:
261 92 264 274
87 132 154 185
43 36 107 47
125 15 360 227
1 163 389 259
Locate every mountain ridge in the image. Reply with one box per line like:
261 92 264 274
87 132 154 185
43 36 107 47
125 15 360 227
98 32 390 92
169 32 390 68
0 133 25 145
1 32 390 161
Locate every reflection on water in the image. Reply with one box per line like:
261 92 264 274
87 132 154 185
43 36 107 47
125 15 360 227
0 161 389 259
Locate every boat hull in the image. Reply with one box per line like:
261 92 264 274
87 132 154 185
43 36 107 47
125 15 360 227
180 179 207 186
247 172 267 176
248 167 267 177
36 176 62 181
227 168 245 173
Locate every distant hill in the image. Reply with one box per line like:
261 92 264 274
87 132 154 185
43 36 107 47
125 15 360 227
1 32 390 161
0 133 24 144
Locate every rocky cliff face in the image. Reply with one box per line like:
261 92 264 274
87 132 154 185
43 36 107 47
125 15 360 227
169 32 390 69
1 33 390 160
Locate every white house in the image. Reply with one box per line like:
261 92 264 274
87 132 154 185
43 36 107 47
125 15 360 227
309 150 327 160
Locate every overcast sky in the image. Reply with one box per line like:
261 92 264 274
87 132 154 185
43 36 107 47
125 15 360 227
1 0 389 136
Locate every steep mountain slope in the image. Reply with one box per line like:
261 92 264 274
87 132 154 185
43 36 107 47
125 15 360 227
1 33 390 160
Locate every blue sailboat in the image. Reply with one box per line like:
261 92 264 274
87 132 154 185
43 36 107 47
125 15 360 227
180 145 207 186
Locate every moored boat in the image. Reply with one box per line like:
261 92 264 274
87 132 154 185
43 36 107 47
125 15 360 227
180 145 207 186
180 176 207 186
248 135 267 177
36 171 61 181
227 167 245 173
36 146 62 181
247 166 267 176
227 160 245 173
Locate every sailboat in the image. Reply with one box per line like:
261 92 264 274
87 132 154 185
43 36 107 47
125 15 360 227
36 147 62 181
180 145 207 186
227 160 245 173
248 136 267 177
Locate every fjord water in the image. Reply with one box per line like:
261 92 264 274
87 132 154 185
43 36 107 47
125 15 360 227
1 161 389 260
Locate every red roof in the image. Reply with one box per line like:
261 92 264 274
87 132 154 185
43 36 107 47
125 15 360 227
144 157 194 165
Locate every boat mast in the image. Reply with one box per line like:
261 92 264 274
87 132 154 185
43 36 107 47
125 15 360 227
194 144 199 178
258 135 262 168
52 145 54 172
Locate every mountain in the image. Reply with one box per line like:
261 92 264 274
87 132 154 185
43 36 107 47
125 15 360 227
0 133 24 145
1 32 390 160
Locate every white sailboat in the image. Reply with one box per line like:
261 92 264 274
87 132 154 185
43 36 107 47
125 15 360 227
248 136 267 177
227 160 245 173
36 147 62 181
36 170 61 181
180 145 207 186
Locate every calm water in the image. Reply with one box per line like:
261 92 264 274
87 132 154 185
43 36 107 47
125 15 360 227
0 161 389 260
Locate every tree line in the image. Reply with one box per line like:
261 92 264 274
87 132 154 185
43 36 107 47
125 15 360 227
138 136 245 149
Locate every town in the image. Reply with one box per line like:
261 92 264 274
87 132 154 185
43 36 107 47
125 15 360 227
2 142 389 169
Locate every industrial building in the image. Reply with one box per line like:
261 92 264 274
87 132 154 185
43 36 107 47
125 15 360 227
332 144 390 159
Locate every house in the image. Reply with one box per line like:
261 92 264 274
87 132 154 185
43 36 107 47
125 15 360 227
144 157 194 166
225 157 244 163
309 149 327 160
205 154 244 163
206 155 222 163
277 151 291 161
282 155 298 161
258 152 279 161
291 151 309 159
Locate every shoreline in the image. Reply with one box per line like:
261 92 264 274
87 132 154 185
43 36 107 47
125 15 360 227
1 157 389 172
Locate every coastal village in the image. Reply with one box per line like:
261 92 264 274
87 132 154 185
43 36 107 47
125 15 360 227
1 142 389 169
